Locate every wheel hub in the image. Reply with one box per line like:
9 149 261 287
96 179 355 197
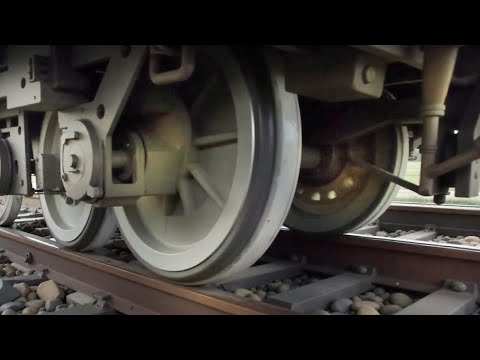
300 144 348 186
60 120 102 202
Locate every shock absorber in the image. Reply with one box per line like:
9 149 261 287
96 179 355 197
418 45 460 196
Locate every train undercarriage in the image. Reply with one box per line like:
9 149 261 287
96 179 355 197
0 45 479 285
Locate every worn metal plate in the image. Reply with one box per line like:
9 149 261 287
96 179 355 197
397 281 477 315
266 271 375 313
221 261 303 292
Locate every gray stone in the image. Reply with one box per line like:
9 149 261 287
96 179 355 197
37 311 47 315
293 278 302 285
1 309 16 315
25 299 45 310
45 299 63 312
352 296 362 303
375 231 388 237
380 292 390 300
352 301 381 311
0 270 5 277
266 291 277 297
37 280 65 301
370 295 384 305
29 286 38 291
380 304 402 315
66 292 96 306
22 307 37 315
246 293 262 301
0 280 20 304
312 309 330 315
447 240 464 245
3 265 16 273
373 287 386 296
464 236 480 244
255 290 267 300
15 270 22 276
68 304 75 308
357 307 380 315
330 298 353 313
27 292 38 301
234 288 252 297
13 283 30 297
390 293 413 308
15 296 27 302
267 281 282 291
277 284 290 293
0 301 25 312
55 304 68 311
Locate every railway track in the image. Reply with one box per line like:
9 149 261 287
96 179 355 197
0 200 479 315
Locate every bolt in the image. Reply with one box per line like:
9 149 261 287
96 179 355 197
25 252 33 264
354 265 368 274
65 197 74 205
61 173 68 181
289 254 300 262
362 65 376 84
449 280 467 292
86 186 103 199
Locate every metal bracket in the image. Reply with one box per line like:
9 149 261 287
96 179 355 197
149 45 195 86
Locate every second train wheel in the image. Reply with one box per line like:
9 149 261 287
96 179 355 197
38 112 117 251
114 47 302 285
286 125 409 233
0 195 22 227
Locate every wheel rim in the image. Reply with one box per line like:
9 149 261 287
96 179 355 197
38 112 117 250
0 195 22 226
286 125 408 233
115 47 302 283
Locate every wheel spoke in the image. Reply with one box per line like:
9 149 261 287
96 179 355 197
194 132 238 148
177 176 196 216
190 75 220 121
187 163 224 209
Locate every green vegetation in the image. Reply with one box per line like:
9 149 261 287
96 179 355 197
394 161 480 206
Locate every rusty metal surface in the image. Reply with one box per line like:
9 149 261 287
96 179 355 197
269 229 480 295
0 228 293 315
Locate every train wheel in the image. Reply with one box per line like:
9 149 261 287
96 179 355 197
0 195 22 227
286 125 408 233
38 113 117 251
114 47 302 285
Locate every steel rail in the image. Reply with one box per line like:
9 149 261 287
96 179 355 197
0 228 293 315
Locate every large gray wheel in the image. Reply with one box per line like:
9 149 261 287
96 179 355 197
114 47 302 285
38 113 117 251
0 195 22 227
286 125 409 233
